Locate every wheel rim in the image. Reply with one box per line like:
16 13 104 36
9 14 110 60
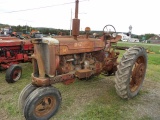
34 96 56 117
130 56 146 92
13 69 21 81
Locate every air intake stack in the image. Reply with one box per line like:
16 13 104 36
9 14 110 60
72 0 80 40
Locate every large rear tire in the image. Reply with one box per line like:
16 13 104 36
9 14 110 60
115 47 147 99
24 86 62 120
5 64 22 83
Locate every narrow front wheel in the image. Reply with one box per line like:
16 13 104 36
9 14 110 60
18 83 37 114
24 86 62 120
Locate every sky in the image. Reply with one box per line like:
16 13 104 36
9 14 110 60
0 0 159 35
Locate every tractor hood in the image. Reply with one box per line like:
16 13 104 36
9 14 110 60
31 37 59 45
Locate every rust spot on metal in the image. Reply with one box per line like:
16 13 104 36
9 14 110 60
75 69 92 79
34 95 56 117
63 79 75 85
130 57 146 92
32 73 50 86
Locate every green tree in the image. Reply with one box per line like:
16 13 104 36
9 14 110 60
144 34 155 40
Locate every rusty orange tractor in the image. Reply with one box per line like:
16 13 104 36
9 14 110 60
18 1 147 119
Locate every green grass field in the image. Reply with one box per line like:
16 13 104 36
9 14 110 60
0 43 160 120
117 41 160 54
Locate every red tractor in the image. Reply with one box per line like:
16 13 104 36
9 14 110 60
0 36 33 83
18 1 147 119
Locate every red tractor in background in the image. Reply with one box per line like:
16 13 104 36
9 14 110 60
0 35 33 83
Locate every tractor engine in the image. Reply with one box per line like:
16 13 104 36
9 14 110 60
57 52 104 78
30 36 119 86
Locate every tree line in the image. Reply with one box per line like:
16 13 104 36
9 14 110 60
0 24 156 40
13 25 71 35
131 33 155 41
0 24 71 35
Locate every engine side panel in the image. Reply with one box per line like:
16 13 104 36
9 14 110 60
57 37 105 55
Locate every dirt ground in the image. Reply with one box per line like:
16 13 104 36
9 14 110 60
53 78 160 120
0 73 160 120
130 79 160 120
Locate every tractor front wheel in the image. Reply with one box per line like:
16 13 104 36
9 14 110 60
115 47 147 99
18 83 37 114
24 86 61 120
5 64 22 83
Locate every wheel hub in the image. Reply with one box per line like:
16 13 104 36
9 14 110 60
34 96 56 117
130 60 145 92
13 70 21 81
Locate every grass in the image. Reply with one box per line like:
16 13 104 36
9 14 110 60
117 41 160 54
0 44 160 120
74 87 127 120
0 63 32 119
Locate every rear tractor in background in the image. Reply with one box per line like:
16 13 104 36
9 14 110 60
0 36 33 83
18 0 147 119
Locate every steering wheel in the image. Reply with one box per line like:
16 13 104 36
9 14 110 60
103 24 117 39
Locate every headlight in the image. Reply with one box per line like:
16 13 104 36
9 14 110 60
112 33 117 38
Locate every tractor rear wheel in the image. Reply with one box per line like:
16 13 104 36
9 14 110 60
5 64 22 83
24 86 61 120
18 83 37 114
115 47 147 99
